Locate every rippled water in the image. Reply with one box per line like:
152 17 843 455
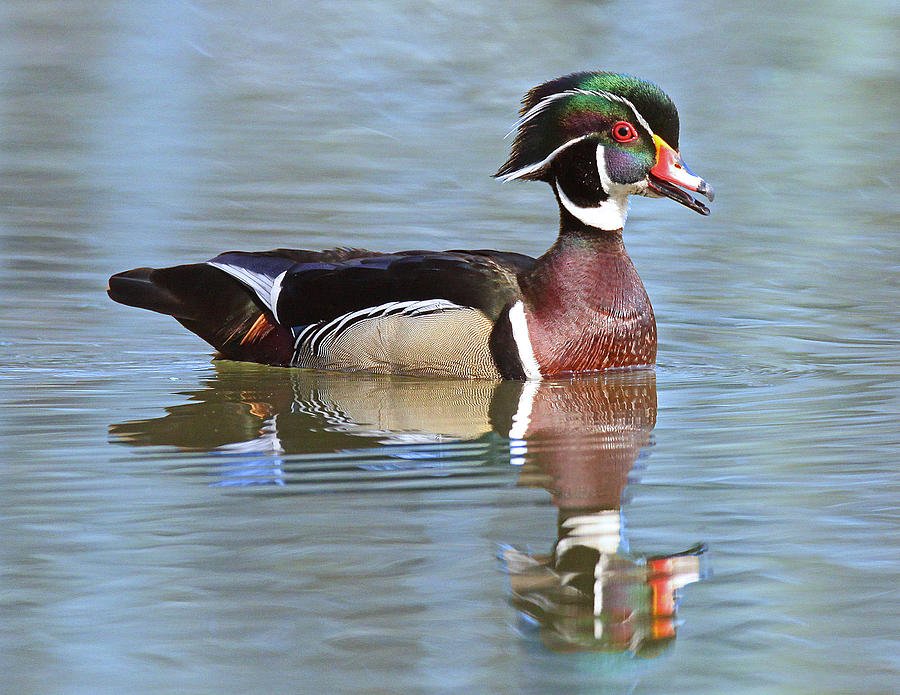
1 1 898 693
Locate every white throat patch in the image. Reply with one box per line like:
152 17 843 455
555 143 630 231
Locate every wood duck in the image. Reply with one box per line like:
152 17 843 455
108 71 714 380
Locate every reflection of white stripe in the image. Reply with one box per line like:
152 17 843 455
509 378 540 440
561 510 622 548
595 555 607 629
508 439 527 466
508 301 542 380
216 414 285 455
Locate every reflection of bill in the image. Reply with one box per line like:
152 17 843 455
110 364 705 653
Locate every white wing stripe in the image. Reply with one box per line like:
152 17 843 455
208 262 277 313
293 323 319 349
269 270 288 323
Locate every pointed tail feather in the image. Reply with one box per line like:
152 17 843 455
108 267 197 319
108 263 295 365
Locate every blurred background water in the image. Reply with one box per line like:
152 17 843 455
1 1 898 693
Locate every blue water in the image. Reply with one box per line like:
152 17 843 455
1 1 898 693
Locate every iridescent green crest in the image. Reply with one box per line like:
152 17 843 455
495 72 679 182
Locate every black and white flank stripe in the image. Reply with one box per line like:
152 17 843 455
290 299 462 366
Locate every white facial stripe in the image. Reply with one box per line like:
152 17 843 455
589 90 655 138
595 143 617 193
507 90 574 137
596 141 648 199
502 88 656 183
511 88 655 139
497 135 589 182
508 300 542 380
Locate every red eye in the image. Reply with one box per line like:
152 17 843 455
611 121 638 143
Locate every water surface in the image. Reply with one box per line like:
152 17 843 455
1 1 898 694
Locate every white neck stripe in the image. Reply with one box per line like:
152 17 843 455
508 300 542 380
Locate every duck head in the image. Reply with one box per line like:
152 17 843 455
495 71 714 231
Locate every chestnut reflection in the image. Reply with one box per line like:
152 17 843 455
494 373 705 655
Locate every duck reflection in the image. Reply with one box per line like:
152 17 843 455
499 375 705 656
111 363 705 654
111 362 513 454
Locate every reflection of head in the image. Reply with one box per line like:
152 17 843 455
506 526 705 656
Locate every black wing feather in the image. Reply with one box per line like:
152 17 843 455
108 262 295 363
273 249 534 327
